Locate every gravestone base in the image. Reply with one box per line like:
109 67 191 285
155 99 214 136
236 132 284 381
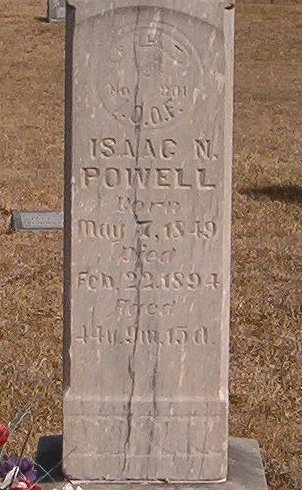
37 437 267 489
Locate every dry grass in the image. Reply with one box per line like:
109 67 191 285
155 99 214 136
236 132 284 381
0 1 301 489
0 0 65 464
231 3 302 489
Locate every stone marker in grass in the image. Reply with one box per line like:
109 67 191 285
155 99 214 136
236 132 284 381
11 211 63 232
60 0 268 487
47 0 66 22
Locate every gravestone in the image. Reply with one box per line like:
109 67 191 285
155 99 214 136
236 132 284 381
62 0 267 487
47 0 66 22
11 211 63 232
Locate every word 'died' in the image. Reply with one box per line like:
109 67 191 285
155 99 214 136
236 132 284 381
119 245 176 265
76 324 209 347
78 220 124 242
81 167 216 191
90 138 214 160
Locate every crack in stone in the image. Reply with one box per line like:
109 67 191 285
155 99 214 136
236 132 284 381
122 6 143 474
147 340 159 477
199 407 209 478
145 11 163 478
185 416 195 479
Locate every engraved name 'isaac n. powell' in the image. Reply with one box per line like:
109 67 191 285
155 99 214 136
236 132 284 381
89 138 215 160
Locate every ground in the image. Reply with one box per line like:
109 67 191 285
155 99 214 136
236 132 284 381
0 1 301 489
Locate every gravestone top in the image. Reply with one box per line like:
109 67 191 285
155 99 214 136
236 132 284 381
47 0 66 22
64 0 234 483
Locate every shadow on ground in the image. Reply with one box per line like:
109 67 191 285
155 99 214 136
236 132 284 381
241 185 302 204
34 16 49 23
36 435 64 482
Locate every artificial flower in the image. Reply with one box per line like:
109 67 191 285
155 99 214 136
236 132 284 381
11 479 41 490
0 456 37 483
0 426 9 447
0 466 19 490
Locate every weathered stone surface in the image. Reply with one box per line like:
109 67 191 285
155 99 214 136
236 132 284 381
64 0 234 482
47 0 66 22
39 438 268 489
11 211 63 232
